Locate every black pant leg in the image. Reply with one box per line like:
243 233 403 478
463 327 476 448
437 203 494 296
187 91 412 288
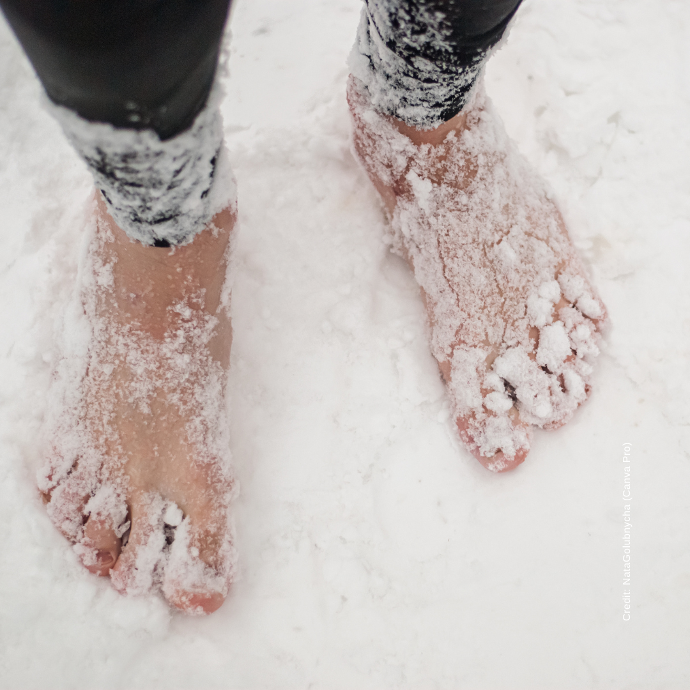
0 0 233 140
0 0 235 246
353 0 523 127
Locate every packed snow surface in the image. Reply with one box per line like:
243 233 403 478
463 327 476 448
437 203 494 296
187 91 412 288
1 0 690 687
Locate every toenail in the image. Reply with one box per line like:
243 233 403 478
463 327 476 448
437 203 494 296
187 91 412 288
96 550 115 568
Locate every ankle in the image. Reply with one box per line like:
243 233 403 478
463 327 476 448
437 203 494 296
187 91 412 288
390 109 469 147
93 193 234 360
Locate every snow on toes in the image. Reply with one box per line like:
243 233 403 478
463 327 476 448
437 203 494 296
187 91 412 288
34 212 237 605
448 346 528 463
162 516 235 614
110 493 168 596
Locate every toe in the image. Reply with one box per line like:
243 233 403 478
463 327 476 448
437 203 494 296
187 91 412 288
45 480 91 543
110 491 166 596
40 452 101 542
162 500 234 616
80 517 122 576
446 347 533 472
456 408 532 473
165 588 227 615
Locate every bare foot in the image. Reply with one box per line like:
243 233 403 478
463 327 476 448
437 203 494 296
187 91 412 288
40 193 236 614
349 77 606 472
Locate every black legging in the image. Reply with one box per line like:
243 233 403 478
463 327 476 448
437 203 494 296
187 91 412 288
0 0 522 243
0 0 231 140
1 0 521 138
356 0 522 127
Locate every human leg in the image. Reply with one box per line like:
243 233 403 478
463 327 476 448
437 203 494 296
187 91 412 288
1 0 238 613
1 0 234 247
349 0 605 470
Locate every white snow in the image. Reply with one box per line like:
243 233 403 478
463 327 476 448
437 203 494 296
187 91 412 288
536 321 571 372
0 0 689 687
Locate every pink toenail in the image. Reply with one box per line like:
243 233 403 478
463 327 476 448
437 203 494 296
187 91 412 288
96 550 114 568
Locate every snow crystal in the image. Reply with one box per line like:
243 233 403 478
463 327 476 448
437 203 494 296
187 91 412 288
536 322 571 373
558 272 586 303
527 293 554 328
577 295 603 319
163 502 184 528
484 391 514 414
538 280 561 302
349 0 484 129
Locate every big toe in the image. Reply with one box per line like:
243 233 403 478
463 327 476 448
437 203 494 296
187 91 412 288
456 410 532 473
163 505 235 616
474 444 529 473
110 491 166 596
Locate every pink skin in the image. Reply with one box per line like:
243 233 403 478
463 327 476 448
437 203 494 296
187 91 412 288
348 78 605 471
42 194 235 615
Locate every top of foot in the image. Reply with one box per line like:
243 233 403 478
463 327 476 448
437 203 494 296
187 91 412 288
349 77 606 471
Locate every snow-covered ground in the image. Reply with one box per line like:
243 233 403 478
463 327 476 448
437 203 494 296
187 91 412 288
1 0 689 686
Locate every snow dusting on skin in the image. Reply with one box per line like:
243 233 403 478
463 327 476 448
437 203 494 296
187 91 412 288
350 79 605 466
40 210 236 604
1 0 690 687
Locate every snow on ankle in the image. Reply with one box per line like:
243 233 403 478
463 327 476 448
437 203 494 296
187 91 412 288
46 90 236 247
349 79 416 188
